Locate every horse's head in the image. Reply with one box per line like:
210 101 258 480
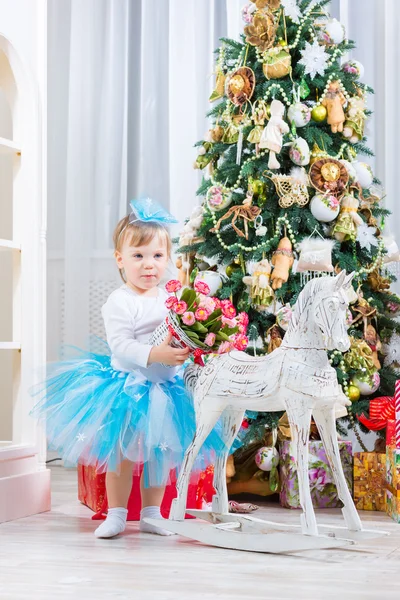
314 270 354 352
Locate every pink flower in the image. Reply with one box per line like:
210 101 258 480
194 280 211 295
221 301 237 319
182 311 195 326
237 311 249 327
204 332 216 347
173 301 188 315
165 296 178 310
165 279 182 293
238 324 246 334
213 297 221 309
221 316 237 328
233 334 249 351
195 307 211 322
218 341 233 354
199 296 216 312
309 467 328 492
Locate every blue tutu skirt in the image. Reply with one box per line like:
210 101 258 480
30 349 234 487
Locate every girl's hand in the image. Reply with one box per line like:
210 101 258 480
148 332 190 366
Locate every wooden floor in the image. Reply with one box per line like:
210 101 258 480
0 465 399 600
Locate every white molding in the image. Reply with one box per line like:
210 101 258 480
0 342 21 350
0 239 21 251
0 135 21 153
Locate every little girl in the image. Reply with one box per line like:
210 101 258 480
31 198 227 538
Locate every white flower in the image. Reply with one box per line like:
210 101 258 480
383 333 400 367
357 222 379 252
281 0 301 24
299 39 330 79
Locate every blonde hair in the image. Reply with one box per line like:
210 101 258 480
113 217 172 282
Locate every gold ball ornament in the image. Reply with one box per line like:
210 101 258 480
311 105 327 123
226 262 242 277
347 385 361 402
230 74 246 94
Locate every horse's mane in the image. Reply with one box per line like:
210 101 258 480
290 277 335 330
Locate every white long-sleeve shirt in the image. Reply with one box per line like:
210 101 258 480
101 285 177 382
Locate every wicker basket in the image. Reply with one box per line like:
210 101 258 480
149 311 201 352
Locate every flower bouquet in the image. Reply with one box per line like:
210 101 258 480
150 279 249 365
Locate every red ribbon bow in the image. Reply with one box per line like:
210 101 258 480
357 396 395 431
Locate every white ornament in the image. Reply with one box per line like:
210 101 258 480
321 18 345 45
310 194 341 222
194 271 222 296
256 225 268 236
206 185 232 212
340 159 357 184
259 99 290 170
342 60 365 79
296 238 335 273
281 0 301 23
276 304 293 331
356 222 379 252
299 39 330 79
255 446 279 472
288 102 311 128
383 235 400 264
352 162 373 189
352 373 380 395
383 333 400 367
289 137 310 166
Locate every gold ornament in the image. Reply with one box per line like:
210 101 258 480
262 47 291 80
226 263 242 277
209 69 226 103
309 158 349 197
209 124 224 142
347 385 361 403
251 0 281 9
271 237 294 290
244 11 277 52
367 268 391 293
225 67 256 106
243 259 274 309
311 104 327 122
268 173 309 208
210 194 261 239
320 161 341 182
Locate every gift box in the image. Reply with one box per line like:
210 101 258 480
279 440 353 509
384 446 400 523
353 452 386 512
77 464 213 520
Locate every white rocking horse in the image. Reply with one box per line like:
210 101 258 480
145 271 387 552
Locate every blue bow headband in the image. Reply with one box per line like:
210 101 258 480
128 198 178 225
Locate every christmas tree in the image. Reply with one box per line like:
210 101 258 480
177 0 400 462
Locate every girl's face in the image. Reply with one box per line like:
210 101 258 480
115 234 169 294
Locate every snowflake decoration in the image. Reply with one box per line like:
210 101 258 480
357 222 379 252
76 433 86 442
299 39 329 79
281 0 301 23
134 393 143 401
159 442 168 452
383 333 400 367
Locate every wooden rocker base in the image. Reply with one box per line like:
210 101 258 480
185 510 389 543
143 516 356 554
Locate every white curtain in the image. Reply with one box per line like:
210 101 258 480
47 0 241 358
47 0 400 359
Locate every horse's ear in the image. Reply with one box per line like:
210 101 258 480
334 270 346 289
343 271 355 290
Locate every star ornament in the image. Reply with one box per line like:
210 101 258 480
299 39 329 79
76 433 86 442
383 333 400 367
281 0 301 23
357 222 379 252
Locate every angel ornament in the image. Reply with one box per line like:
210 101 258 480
259 99 289 169
243 259 275 310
